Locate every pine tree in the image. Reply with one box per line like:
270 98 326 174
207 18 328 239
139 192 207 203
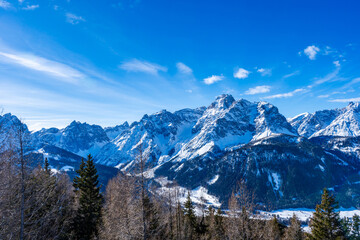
73 154 103 240
44 157 50 174
352 214 360 240
341 217 352 239
308 188 344 240
184 191 197 239
284 214 304 240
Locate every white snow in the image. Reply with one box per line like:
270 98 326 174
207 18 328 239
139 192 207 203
60 165 74 172
207 175 220 185
260 207 360 222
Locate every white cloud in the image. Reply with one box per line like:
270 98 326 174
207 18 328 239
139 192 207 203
176 62 192 74
283 70 300 79
119 59 167 75
22 4 39 10
245 85 271 95
257 68 272 76
0 0 11 9
185 89 193 93
263 88 306 99
234 68 250 79
0 51 85 83
333 60 340 67
303 45 320 60
329 97 360 103
318 94 330 98
66 13 85 24
310 68 341 87
203 75 224 85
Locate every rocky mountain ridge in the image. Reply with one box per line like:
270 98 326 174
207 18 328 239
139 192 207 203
1 95 359 208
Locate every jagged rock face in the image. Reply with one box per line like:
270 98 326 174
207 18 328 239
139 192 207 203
104 122 130 140
2 95 360 209
155 135 360 208
0 113 29 151
289 102 360 138
313 102 360 137
95 107 206 167
31 121 109 157
170 95 298 164
289 109 342 138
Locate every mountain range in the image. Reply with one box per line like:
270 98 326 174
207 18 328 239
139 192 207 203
1 94 359 209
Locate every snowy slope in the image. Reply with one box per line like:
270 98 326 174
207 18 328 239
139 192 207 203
104 122 129 140
288 109 341 138
313 102 360 137
170 95 298 163
31 121 109 157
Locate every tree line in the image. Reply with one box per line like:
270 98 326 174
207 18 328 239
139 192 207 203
0 121 360 239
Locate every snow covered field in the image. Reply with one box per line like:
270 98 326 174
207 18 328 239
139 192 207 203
261 207 360 221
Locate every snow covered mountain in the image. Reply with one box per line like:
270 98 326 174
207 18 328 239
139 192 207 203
31 121 109 157
312 102 360 137
289 102 360 138
0 113 29 151
1 95 360 208
95 94 298 168
288 109 342 138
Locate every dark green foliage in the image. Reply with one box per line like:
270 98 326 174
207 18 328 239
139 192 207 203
352 214 360 240
183 191 197 239
308 188 344 240
73 154 103 240
44 157 50 174
341 217 352 239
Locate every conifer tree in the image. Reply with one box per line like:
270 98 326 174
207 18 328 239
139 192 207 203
352 214 360 240
341 217 352 239
73 154 103 240
184 191 197 239
308 188 344 240
44 157 50 174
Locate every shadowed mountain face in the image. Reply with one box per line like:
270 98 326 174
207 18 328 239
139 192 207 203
1 95 360 209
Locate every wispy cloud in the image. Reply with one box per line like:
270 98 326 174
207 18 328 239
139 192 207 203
318 94 330 98
329 97 360 103
245 85 271 95
263 88 306 99
66 13 86 24
333 60 340 67
303 45 320 60
283 70 300 79
343 77 360 89
234 68 250 79
0 0 11 9
203 75 224 85
0 51 85 83
22 4 39 10
257 68 271 76
310 67 341 87
119 59 167 75
176 62 192 74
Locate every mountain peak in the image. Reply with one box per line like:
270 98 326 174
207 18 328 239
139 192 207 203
69 120 82 126
211 94 235 109
347 102 360 111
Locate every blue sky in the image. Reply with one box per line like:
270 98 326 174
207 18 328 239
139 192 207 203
0 0 359 130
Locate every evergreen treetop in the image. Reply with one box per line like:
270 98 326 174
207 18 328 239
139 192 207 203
308 188 344 240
